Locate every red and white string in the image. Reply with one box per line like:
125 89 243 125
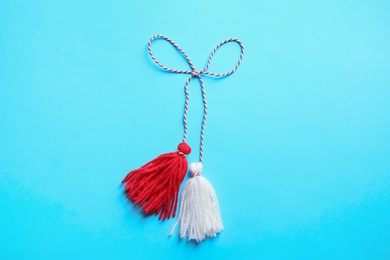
148 34 245 162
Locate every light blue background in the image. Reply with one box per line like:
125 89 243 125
1 1 389 259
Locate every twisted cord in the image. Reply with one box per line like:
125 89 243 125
148 34 245 162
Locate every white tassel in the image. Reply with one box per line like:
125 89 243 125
170 162 223 243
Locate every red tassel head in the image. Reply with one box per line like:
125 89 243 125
122 143 191 220
177 142 191 155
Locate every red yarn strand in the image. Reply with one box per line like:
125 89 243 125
122 143 190 220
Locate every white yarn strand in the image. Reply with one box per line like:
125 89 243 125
170 163 223 243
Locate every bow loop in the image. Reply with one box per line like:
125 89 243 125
148 34 244 79
201 38 245 77
148 34 196 76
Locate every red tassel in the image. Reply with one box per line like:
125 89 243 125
122 142 191 220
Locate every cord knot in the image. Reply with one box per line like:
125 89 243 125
191 70 200 77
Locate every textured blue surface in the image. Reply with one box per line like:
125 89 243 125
1 1 389 259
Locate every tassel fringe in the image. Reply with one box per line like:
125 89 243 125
170 162 223 242
122 142 191 220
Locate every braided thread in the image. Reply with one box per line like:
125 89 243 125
148 34 245 162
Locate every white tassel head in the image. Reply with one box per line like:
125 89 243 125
170 162 223 243
189 162 203 175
